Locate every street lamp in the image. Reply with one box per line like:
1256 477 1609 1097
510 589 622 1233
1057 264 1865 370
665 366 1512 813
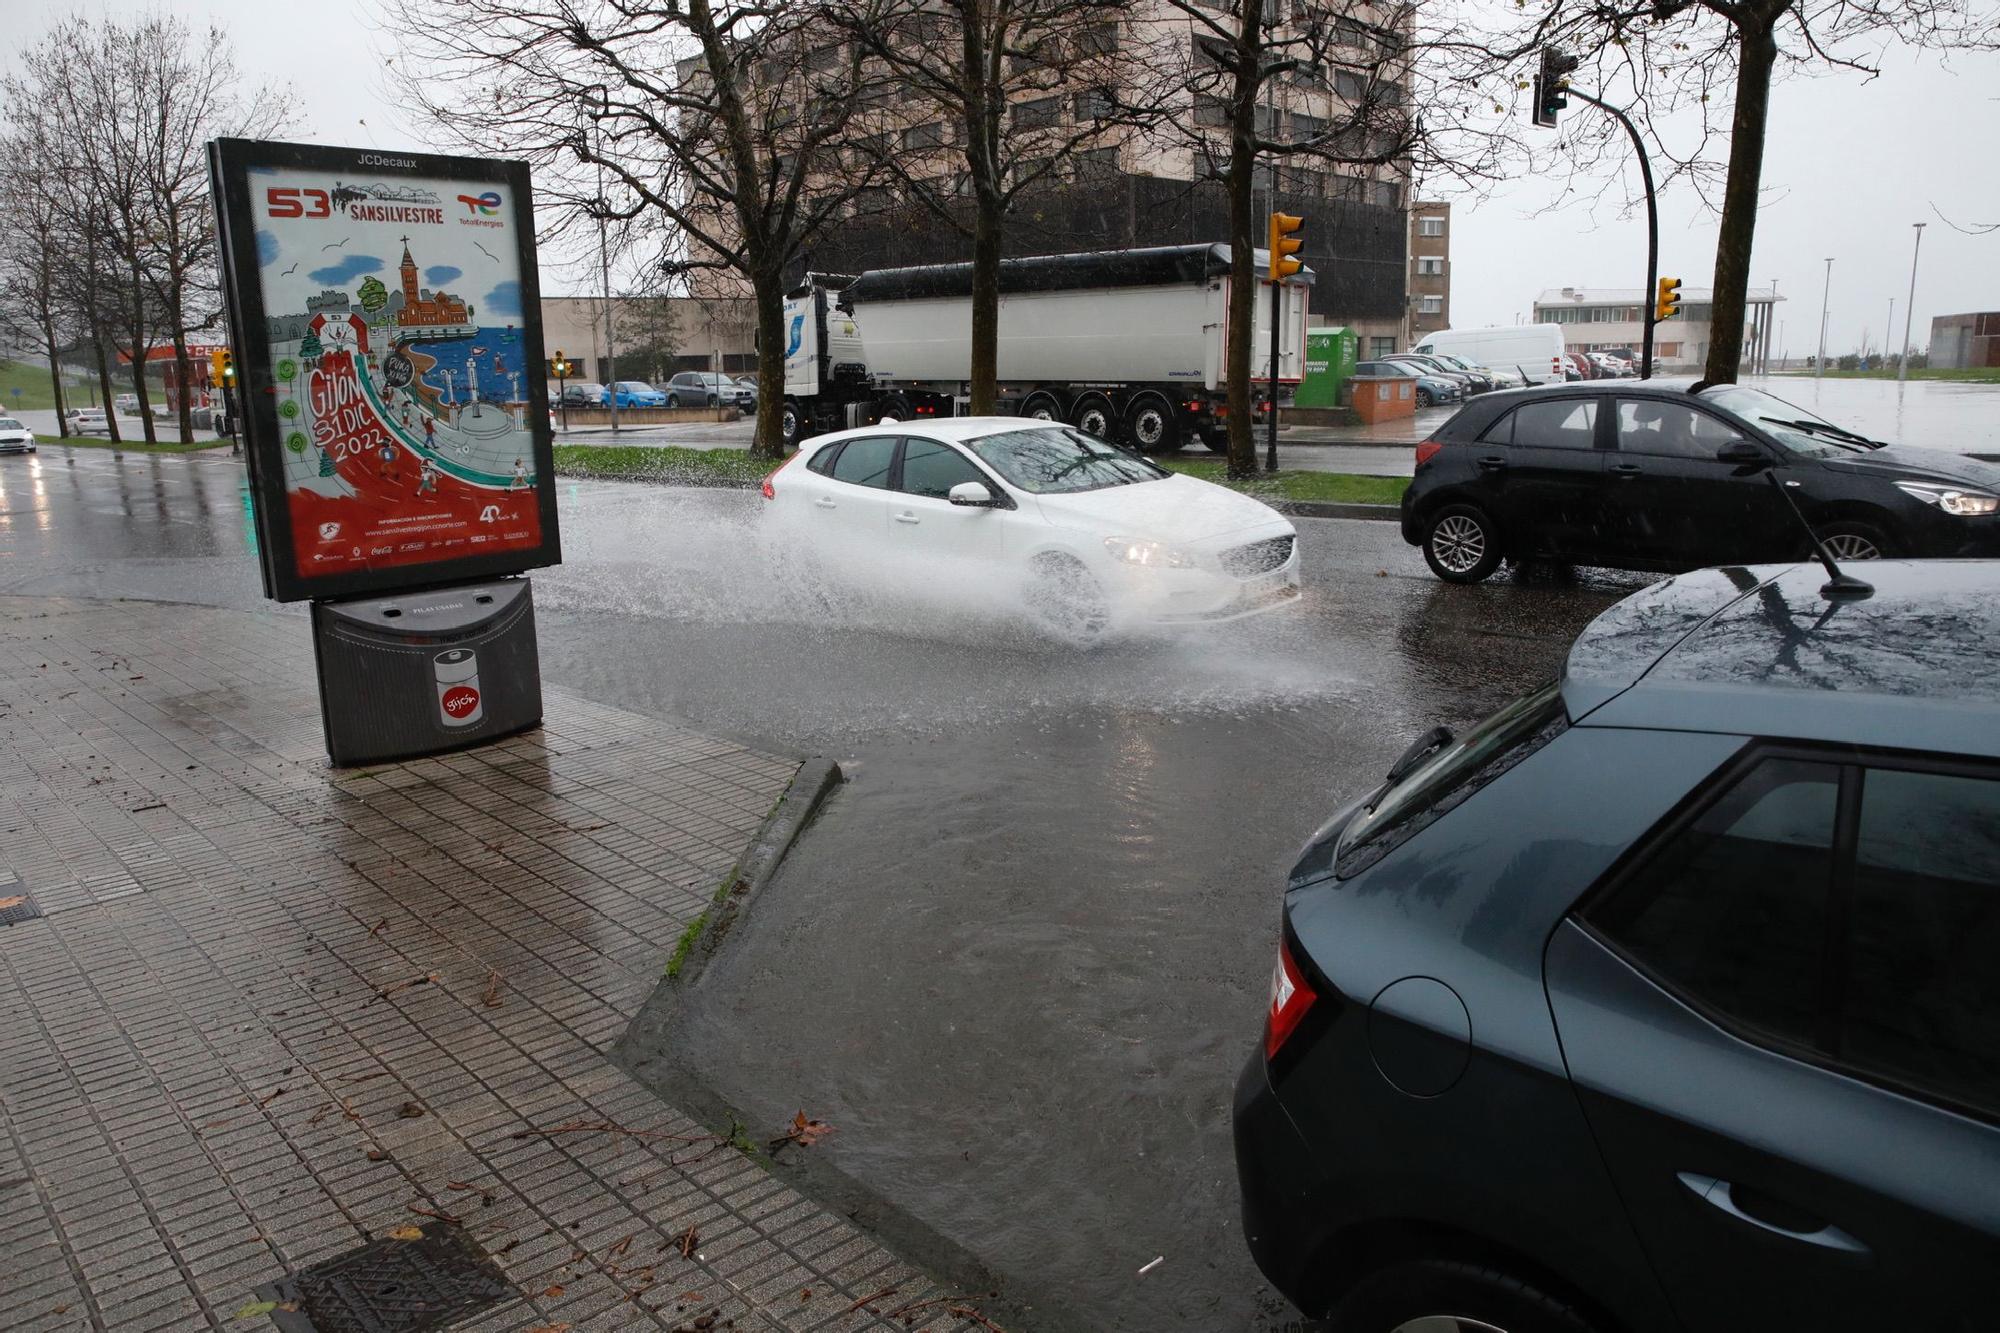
1898 222 1926 385
1815 258 1833 380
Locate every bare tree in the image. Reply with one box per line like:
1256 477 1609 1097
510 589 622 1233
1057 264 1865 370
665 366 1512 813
390 0 894 459
834 1 1163 415
1155 1 1501 478
0 131 80 434
1473 0 2000 385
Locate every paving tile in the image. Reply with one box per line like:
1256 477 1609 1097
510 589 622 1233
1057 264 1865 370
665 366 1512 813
0 597 973 1331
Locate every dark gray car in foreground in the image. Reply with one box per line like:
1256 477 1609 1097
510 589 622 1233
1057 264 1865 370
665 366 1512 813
1235 559 1999 1332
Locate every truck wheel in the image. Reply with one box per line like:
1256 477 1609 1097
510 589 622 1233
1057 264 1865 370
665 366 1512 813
1069 391 1115 440
1199 428 1229 453
876 392 912 424
1020 389 1068 422
781 399 805 450
1123 392 1183 455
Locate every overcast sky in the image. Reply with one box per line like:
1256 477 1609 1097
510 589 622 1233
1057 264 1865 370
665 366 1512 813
33 0 2000 356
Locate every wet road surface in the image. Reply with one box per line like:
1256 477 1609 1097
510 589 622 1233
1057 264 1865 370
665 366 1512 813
3 442 1654 1330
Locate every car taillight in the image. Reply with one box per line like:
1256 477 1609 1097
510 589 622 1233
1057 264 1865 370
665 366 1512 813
1265 935 1317 1061
1414 440 1441 467
760 463 781 500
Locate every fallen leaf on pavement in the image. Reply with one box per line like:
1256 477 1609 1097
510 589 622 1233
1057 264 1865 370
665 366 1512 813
386 1225 424 1241
481 970 504 1007
607 1233 634 1258
543 1284 565 1298
233 1299 279 1319
769 1109 834 1149
396 1101 425 1119
409 1203 461 1225
524 1325 571 1333
0 897 24 912
365 1148 389 1162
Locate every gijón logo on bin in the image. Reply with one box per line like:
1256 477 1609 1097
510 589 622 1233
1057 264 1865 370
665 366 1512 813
433 648 484 729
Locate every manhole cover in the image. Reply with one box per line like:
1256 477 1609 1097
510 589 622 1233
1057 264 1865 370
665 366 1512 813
0 891 42 927
253 1225 514 1333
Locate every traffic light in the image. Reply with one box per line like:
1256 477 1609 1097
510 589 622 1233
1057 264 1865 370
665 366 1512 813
550 351 571 378
1655 276 1682 321
220 350 236 385
1268 212 1304 283
1532 47 1580 129
209 348 226 383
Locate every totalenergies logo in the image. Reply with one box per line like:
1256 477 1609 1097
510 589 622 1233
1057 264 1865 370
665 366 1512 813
457 191 502 216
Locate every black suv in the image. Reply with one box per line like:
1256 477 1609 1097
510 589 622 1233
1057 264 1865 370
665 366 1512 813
1236 558 2000 1333
1401 380 2000 583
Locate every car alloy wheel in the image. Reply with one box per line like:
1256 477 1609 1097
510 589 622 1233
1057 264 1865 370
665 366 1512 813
1387 1319 1510 1333
1025 554 1110 643
1330 1260 1602 1333
1423 505 1502 584
1816 526 1887 560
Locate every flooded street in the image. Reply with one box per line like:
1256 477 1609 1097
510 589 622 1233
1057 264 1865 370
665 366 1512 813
2 375 1988 1330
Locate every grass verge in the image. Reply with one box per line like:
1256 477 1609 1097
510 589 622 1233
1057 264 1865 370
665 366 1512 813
1156 458 1408 506
1774 367 2000 384
35 434 233 454
665 911 710 980
553 442 1408 506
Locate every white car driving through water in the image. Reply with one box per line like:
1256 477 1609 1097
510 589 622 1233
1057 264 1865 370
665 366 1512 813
762 418 1301 638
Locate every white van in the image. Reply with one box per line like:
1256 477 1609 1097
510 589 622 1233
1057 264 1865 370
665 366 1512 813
1411 325 1568 385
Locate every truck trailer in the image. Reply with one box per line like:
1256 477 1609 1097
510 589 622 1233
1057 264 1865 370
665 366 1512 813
779 243 1310 454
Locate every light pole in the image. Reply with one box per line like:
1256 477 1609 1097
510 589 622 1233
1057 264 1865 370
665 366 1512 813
583 85 620 433
1884 299 1894 368
1898 222 1925 384
1815 258 1833 380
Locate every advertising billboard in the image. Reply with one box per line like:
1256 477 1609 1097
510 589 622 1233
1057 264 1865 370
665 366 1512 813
209 138 561 602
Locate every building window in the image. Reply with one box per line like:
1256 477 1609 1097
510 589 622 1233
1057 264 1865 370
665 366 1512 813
1013 95 1062 129
901 121 947 150
1288 110 1328 143
1416 257 1444 276
1334 69 1366 101
1420 295 1444 314
1417 216 1445 237
1072 145 1118 174
1075 88 1115 121
1073 22 1119 58
1369 180 1400 209
1194 94 1230 128
1371 336 1396 357
1657 342 1681 358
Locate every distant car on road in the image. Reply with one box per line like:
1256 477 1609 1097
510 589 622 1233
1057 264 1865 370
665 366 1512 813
113 393 140 416
0 416 35 453
67 408 109 434
1238 557 2000 1333
663 371 753 412
610 380 667 409
761 418 1300 637
1401 379 2000 583
1356 359 1459 409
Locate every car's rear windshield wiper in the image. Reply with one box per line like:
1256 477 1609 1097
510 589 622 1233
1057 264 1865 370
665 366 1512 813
1759 416 1885 449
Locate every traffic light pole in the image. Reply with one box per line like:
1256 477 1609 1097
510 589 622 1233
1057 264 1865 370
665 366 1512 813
1267 280 1283 473
1562 87 1659 381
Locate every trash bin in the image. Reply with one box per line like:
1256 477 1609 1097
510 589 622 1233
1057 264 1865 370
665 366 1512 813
310 576 542 767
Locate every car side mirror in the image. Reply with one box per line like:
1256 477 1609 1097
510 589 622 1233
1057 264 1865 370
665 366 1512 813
948 481 996 507
1716 440 1771 469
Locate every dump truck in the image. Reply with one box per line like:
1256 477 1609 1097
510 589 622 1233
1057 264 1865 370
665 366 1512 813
779 243 1310 454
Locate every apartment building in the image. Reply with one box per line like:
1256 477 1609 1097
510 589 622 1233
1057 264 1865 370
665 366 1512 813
673 2 1419 351
1407 200 1449 344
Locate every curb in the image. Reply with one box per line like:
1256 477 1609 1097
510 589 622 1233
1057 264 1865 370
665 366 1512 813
1272 499 1401 521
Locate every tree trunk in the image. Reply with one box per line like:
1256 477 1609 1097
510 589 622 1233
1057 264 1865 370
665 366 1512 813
41 317 70 436
168 292 195 443
968 197 1003 416
93 334 122 445
128 260 159 443
1225 14 1262 482
1704 19 1777 385
749 274 788 460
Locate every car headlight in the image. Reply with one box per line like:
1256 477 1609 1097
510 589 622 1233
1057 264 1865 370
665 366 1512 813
1895 482 1999 516
1104 536 1196 569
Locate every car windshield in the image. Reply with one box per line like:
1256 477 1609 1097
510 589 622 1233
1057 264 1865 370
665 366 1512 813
965 426 1167 493
0 418 22 430
617 382 651 392
1698 383 1876 457
1335 680 1566 869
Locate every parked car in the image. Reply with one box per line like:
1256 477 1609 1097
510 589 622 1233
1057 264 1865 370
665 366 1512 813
113 393 140 416
560 382 608 407
1401 379 2000 583
610 380 668 409
734 376 760 413
0 416 36 454
1412 324 1568 385
663 371 753 412
761 418 1300 635
1357 359 1460 409
1562 351 1594 380
1236 556 2000 1333
1433 352 1523 390
66 407 109 434
1597 346 1638 367
1589 351 1637 378
1399 352 1496 395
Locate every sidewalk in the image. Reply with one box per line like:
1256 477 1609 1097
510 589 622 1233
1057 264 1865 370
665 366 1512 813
0 597 980 1333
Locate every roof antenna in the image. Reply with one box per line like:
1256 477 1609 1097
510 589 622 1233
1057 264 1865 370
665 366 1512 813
1760 470 1873 600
